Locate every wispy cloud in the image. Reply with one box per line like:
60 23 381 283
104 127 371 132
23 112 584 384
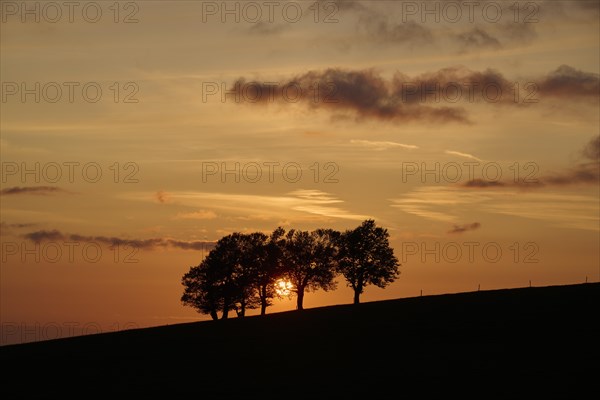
23 229 215 250
319 0 367 13
445 150 483 162
455 28 501 50
174 210 217 220
155 191 171 204
390 187 491 223
462 136 599 188
448 222 481 234
361 18 433 46
0 222 37 229
0 221 38 236
246 21 286 35
0 186 68 196
391 186 599 231
330 0 532 51
462 179 509 188
125 189 371 221
484 198 599 231
288 189 341 203
538 65 600 99
351 139 418 151
582 135 600 160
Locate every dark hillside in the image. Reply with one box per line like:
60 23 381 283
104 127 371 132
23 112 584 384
2 283 598 396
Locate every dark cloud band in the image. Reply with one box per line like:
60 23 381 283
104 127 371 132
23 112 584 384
23 229 215 251
0 186 66 196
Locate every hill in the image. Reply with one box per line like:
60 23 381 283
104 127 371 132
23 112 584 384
2 283 599 396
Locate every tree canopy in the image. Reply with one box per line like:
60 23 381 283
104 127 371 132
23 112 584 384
181 220 401 318
337 219 400 304
280 228 339 310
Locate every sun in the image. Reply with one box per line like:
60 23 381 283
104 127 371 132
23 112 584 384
274 279 293 297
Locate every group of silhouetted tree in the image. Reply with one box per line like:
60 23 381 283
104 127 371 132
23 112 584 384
181 220 400 320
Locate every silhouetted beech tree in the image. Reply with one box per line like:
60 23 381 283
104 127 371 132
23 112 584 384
337 220 400 304
181 251 224 321
246 228 286 316
281 228 339 310
182 220 401 318
210 233 245 319
181 229 286 319
181 233 252 320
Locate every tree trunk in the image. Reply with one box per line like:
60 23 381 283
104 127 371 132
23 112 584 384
260 285 268 316
221 301 229 320
210 309 218 321
239 302 246 318
296 288 305 310
222 289 230 319
354 282 363 304
261 301 267 316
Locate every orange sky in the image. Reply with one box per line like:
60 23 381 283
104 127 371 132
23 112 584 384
1 0 599 345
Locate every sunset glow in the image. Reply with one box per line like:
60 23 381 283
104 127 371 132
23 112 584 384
275 279 294 297
0 0 598 345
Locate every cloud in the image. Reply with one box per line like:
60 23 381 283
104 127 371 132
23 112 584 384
462 136 600 188
231 65 597 123
22 229 215 251
537 65 600 99
23 229 65 242
455 28 501 50
390 186 491 223
332 1 436 48
445 150 482 162
247 21 286 35
0 222 37 229
575 1 600 14
0 222 38 236
0 186 67 196
362 19 433 45
544 165 599 186
288 189 341 203
392 66 520 106
319 0 366 13
484 195 600 231
124 189 371 222
155 191 171 204
351 139 418 150
462 179 507 188
391 186 599 231
175 210 217 220
390 204 458 223
322 1 538 51
448 222 481 234
451 24 537 53
495 22 537 44
543 135 599 185
231 68 469 123
582 135 600 161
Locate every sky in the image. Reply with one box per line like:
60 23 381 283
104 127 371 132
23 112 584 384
1 0 599 345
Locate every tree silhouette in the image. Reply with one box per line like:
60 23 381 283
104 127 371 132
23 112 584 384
181 230 287 319
244 228 286 316
181 254 223 321
337 220 400 304
227 233 262 318
209 234 239 319
182 221 400 318
281 228 339 310
182 233 256 320
234 229 285 316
